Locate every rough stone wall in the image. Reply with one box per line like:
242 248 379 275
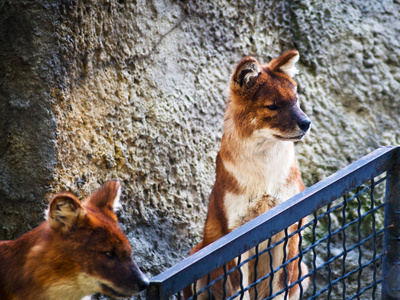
1 0 399 299
0 0 59 239
291 0 400 184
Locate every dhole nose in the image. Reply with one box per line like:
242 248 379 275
137 274 150 291
132 266 150 291
298 118 311 132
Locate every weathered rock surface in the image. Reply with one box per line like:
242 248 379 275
1 0 399 298
0 0 59 239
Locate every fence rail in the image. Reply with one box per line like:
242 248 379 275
147 146 400 300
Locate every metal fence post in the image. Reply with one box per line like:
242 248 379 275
382 163 400 299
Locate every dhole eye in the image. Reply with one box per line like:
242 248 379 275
105 251 115 259
265 104 279 110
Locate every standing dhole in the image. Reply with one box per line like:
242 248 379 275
185 50 310 300
0 180 149 300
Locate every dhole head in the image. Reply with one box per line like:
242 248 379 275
228 50 311 141
46 180 149 298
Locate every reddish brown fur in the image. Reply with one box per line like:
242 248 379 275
186 50 310 300
0 181 149 300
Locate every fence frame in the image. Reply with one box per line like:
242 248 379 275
148 146 400 300
382 153 400 299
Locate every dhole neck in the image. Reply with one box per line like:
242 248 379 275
219 131 296 198
220 130 295 164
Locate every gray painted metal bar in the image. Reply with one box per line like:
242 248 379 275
382 153 400 299
148 146 400 300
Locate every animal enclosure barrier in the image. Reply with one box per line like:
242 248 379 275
147 146 400 300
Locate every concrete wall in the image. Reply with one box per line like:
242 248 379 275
1 0 399 298
0 0 59 239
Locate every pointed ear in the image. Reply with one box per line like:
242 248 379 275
267 50 300 77
84 180 122 213
232 56 261 88
47 193 86 233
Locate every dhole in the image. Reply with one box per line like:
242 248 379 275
185 50 310 300
0 180 149 300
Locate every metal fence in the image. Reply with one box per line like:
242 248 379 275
147 146 400 300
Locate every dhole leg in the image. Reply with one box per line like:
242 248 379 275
287 221 309 300
269 224 309 300
187 259 250 300
184 243 251 300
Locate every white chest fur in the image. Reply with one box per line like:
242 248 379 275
222 137 300 231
